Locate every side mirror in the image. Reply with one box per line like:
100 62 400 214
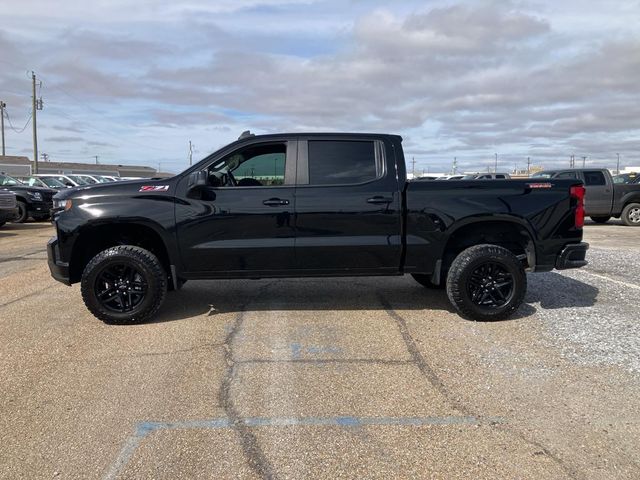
188 170 208 189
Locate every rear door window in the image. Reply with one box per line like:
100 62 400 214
583 171 606 186
307 140 381 185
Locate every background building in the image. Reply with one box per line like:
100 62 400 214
0 155 172 178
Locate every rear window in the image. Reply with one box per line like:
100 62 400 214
555 172 578 179
308 140 380 185
583 171 606 186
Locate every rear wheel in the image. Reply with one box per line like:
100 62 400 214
590 216 610 224
12 201 28 223
446 244 526 321
621 203 640 226
81 245 167 324
411 273 445 289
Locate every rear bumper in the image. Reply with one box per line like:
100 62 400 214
555 242 589 270
0 208 18 222
47 236 71 285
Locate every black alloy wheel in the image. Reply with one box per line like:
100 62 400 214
467 261 514 309
446 244 526 321
81 245 167 324
95 263 148 313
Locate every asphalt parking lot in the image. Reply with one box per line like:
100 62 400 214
1 220 639 479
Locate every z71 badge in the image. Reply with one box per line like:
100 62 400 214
139 185 169 192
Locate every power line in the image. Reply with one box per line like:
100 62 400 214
3 109 32 133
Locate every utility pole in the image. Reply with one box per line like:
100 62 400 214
94 155 99 164
616 153 620 174
570 155 574 168
40 153 49 162
452 156 457 175
527 156 531 175
31 72 43 174
0 100 5 156
494 153 498 173
411 156 416 177
189 140 193 166
582 156 586 168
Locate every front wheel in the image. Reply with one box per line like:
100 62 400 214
446 244 526 321
590 216 610 224
81 245 167 324
12 201 28 223
621 203 640 226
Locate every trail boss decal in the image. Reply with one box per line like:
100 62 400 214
139 185 169 192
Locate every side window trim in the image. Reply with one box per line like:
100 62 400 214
296 138 386 187
201 139 297 188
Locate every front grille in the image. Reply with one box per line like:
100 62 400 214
0 195 17 209
41 191 54 203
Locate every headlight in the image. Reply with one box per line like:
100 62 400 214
28 192 43 201
54 199 72 210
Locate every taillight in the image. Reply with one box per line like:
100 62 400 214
571 185 585 229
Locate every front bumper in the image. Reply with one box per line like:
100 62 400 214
47 236 71 285
28 201 53 217
555 242 589 270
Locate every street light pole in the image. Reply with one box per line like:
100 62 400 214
494 153 498 173
616 153 620 174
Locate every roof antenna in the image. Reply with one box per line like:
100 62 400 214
238 130 254 140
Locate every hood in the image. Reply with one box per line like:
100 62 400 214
5 184 56 195
53 177 174 201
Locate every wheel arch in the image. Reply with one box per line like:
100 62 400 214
69 221 176 284
436 217 536 280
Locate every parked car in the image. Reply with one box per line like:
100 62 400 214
462 173 512 180
613 172 639 184
531 168 640 225
0 173 56 222
49 132 588 324
15 175 68 189
0 189 18 227
35 174 83 188
435 175 465 180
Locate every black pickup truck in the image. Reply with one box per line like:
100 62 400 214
532 168 640 225
0 173 56 223
48 132 588 324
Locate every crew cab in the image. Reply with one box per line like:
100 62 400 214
48 132 588 324
532 168 640 225
0 173 56 223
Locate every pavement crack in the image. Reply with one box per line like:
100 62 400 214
378 293 580 480
219 305 278 480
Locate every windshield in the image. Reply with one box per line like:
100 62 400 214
38 177 67 188
17 177 44 187
0 174 23 186
67 175 89 185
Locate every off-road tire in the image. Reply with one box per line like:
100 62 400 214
590 216 610 224
12 201 28 223
81 245 167 324
446 244 526 321
411 273 445 289
621 203 640 226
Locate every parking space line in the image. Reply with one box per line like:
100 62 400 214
579 270 640 290
104 415 505 480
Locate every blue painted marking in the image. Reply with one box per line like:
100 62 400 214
290 342 302 359
104 415 504 479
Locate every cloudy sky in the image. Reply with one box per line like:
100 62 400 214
1 0 639 174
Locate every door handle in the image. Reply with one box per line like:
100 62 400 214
263 198 289 206
367 196 393 204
